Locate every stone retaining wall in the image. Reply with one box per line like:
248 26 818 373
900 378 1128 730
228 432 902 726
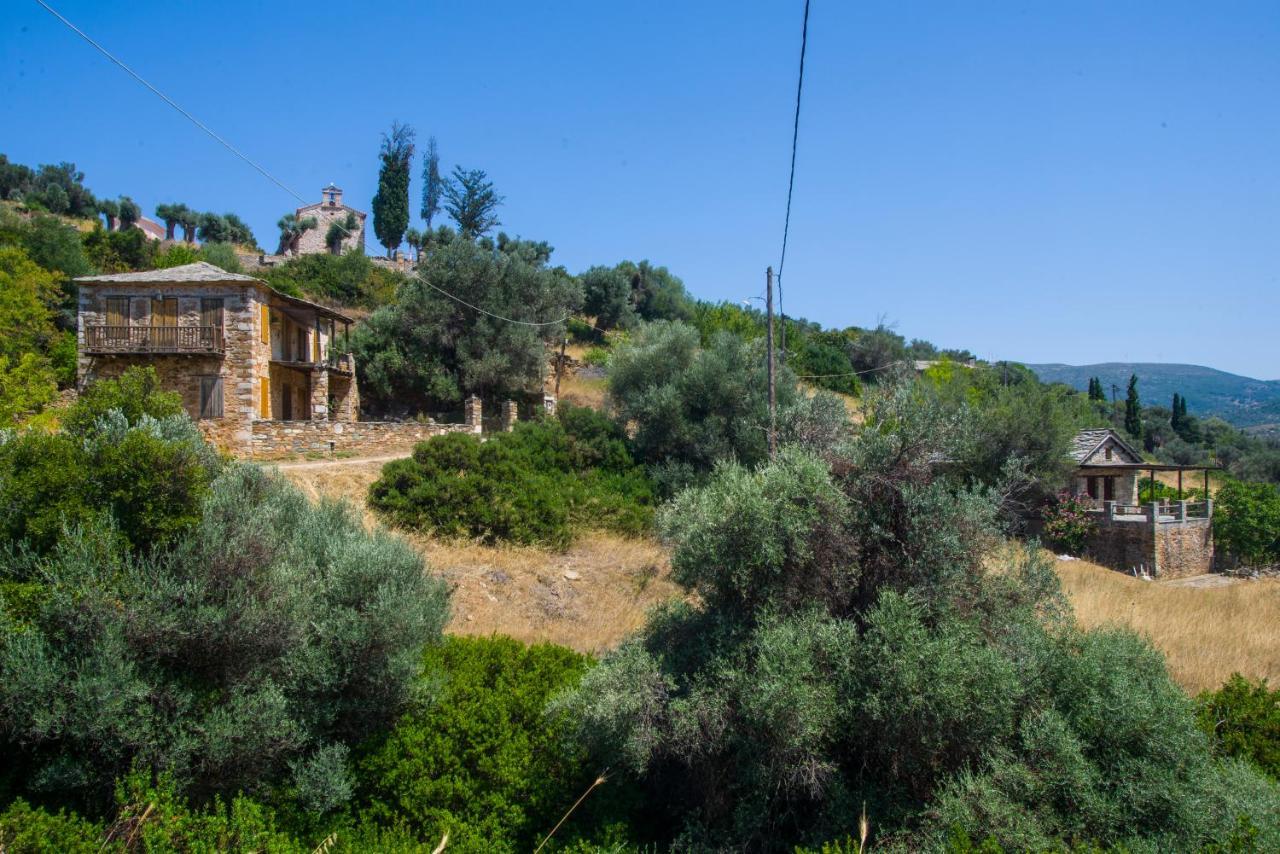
1084 517 1214 579
243 419 480 460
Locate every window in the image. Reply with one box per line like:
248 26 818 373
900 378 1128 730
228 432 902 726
105 296 130 327
199 376 224 418
1105 446 1113 461
201 298 224 329
151 297 178 326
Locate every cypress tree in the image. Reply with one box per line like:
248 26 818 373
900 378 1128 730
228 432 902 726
372 122 415 257
1171 393 1183 431
1124 374 1142 439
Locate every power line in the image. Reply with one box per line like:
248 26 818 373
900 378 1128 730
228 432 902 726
33 0 573 330
777 0 812 358
794 361 909 380
32 0 309 207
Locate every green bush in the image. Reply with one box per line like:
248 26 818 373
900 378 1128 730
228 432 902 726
1198 674 1280 780
369 409 655 547
260 251 403 308
0 367 216 557
357 635 601 853
0 464 449 810
557 382 1280 851
1213 479 1280 565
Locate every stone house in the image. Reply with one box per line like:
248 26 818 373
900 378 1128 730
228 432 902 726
76 261 485 458
1068 428 1143 504
293 184 365 256
1064 427 1216 578
76 261 359 452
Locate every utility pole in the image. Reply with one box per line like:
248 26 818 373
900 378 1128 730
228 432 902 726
554 337 567 397
766 266 777 459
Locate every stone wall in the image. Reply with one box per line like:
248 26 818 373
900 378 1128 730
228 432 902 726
245 419 479 459
1085 522 1156 576
1154 519 1214 579
1084 516 1214 578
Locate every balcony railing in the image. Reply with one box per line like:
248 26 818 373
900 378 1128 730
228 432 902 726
85 325 225 355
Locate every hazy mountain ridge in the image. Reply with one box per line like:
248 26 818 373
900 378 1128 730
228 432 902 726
1027 362 1280 430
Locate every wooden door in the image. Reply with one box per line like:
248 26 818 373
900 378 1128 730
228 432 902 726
282 384 293 421
1103 477 1115 501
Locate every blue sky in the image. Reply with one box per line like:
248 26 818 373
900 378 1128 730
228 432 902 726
4 1 1278 378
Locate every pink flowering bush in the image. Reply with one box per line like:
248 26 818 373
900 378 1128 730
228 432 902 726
1042 492 1097 556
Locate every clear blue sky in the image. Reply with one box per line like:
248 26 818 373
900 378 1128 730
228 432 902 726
4 1 1278 378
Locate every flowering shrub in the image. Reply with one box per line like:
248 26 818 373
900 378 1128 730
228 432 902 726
1041 492 1097 555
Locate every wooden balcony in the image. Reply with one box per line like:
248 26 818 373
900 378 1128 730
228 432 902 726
84 325 226 355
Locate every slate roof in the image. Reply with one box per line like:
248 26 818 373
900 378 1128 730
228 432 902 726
75 261 260 284
1069 428 1143 465
75 262 353 323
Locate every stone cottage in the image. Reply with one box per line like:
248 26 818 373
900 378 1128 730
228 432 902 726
293 184 366 256
76 262 482 458
1065 427 1216 578
76 262 358 450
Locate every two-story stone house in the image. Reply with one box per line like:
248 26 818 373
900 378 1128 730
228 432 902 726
76 262 358 452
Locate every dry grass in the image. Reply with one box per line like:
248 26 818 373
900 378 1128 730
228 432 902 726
1056 556 1280 693
557 372 607 411
278 455 681 655
420 531 679 655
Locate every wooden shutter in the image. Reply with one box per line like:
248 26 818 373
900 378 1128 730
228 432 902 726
260 375 270 418
151 297 178 326
199 376 224 419
201 298 224 329
260 304 270 344
313 320 321 362
106 296 130 327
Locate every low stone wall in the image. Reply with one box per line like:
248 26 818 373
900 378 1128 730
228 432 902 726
245 419 479 460
1086 522 1156 576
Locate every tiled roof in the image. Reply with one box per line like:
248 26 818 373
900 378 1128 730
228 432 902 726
1069 428 1143 464
75 261 260 284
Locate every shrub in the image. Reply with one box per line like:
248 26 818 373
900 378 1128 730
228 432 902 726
369 411 654 547
0 464 449 810
1041 493 1097 556
0 367 216 557
357 635 600 853
557 382 1280 851
607 321 849 492
1197 675 1280 780
1213 479 1280 566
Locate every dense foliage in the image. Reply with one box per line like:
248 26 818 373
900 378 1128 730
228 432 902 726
369 405 655 547
261 250 406 308
555 383 1280 850
606 320 849 493
1040 493 1097 555
352 234 581 411
0 459 448 810
357 635 602 852
0 368 216 556
1197 675 1280 781
1213 479 1280 566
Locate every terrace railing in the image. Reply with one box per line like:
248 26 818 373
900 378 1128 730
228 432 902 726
85 325 225 355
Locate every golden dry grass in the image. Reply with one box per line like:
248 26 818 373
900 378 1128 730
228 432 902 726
278 455 681 655
418 531 680 655
557 372 607 411
1056 556 1280 693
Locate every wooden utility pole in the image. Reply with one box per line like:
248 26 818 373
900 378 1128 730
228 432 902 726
554 337 567 397
766 266 777 459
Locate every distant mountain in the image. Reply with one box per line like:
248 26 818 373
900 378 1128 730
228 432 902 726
1026 362 1280 431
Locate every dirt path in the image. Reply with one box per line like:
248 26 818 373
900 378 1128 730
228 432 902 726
269 453 410 471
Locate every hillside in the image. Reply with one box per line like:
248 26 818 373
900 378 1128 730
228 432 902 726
1028 361 1280 430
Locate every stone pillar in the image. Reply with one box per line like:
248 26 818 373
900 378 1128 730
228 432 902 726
1206 498 1214 519
310 369 330 421
542 393 557 417
464 395 482 430
1178 500 1188 522
1104 500 1116 521
502 400 518 432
